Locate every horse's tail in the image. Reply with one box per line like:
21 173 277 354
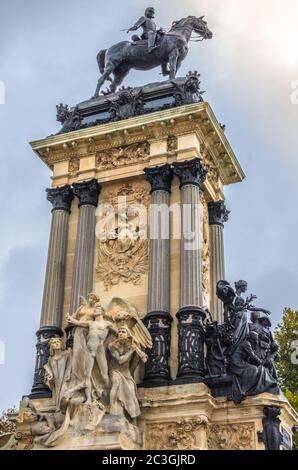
97 49 107 74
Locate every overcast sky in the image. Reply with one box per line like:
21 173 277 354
0 0 298 412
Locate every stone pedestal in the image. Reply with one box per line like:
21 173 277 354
138 385 298 451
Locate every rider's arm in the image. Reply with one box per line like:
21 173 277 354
128 16 145 32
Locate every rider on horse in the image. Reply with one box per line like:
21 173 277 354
127 7 159 53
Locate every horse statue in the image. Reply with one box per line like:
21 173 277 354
93 15 212 98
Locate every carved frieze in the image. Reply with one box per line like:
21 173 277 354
200 143 221 195
200 193 210 304
95 141 150 170
207 423 256 450
69 157 80 177
146 417 208 450
96 184 149 289
167 135 178 153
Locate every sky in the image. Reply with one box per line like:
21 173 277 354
0 0 298 411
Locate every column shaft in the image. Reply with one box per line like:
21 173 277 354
40 210 70 326
70 205 97 313
208 201 230 324
142 164 173 387
180 184 202 307
173 158 207 384
31 185 73 399
210 224 225 322
148 190 170 313
70 179 101 314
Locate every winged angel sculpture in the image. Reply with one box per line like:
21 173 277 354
18 294 152 447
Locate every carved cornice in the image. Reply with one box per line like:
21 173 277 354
72 179 101 208
31 102 245 186
144 164 173 194
172 158 207 189
208 201 230 227
46 185 74 213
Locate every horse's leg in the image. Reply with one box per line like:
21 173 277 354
109 65 130 93
93 64 115 98
168 50 179 80
175 56 183 75
161 63 170 77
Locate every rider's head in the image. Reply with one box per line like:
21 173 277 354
145 7 155 18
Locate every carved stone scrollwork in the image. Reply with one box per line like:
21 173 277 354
200 193 210 304
176 307 206 383
167 135 178 153
96 184 149 290
146 417 208 450
200 143 221 195
143 312 172 386
69 158 80 177
96 141 150 171
207 423 256 450
30 326 63 399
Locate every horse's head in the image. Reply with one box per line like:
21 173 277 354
192 16 213 40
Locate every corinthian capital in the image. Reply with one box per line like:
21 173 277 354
208 201 230 227
46 185 74 213
72 179 101 207
172 158 207 189
144 164 173 193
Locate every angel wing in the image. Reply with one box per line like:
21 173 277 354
105 297 152 350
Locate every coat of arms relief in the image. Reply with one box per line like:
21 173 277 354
96 183 150 290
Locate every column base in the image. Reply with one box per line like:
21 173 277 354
176 306 206 384
142 311 172 388
30 326 63 400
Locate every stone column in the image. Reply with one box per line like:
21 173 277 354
69 179 101 314
31 185 73 399
173 158 207 384
208 201 230 324
142 164 173 387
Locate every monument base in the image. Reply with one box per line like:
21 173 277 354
138 384 297 450
13 385 298 450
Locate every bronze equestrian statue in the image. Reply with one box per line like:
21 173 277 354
93 12 212 97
